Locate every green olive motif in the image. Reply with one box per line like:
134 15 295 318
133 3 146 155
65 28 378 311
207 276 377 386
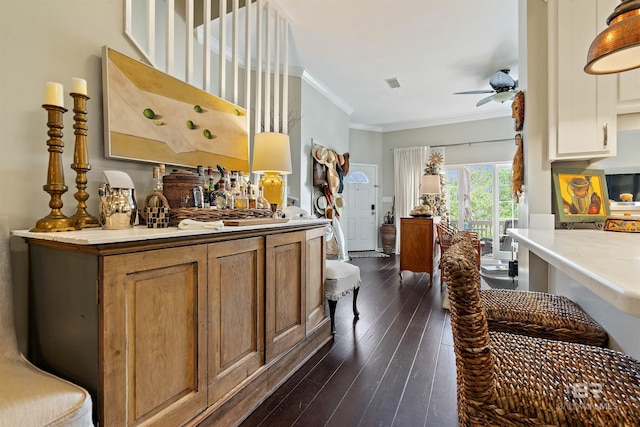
194 105 203 113
186 120 195 129
203 129 212 139
143 108 155 119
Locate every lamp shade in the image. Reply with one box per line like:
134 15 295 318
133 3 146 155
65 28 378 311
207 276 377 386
251 132 292 174
585 0 640 74
421 174 441 194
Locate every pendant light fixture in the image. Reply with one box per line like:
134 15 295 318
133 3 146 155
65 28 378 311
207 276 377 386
584 0 640 74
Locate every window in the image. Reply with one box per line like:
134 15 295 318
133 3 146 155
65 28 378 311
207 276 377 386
346 171 369 184
445 162 518 260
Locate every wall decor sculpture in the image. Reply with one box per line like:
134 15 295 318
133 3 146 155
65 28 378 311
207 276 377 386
102 46 249 171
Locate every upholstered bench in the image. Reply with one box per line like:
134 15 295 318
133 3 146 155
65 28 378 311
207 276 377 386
325 260 361 334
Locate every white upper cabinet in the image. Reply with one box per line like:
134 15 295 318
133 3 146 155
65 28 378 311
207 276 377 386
548 0 618 161
617 68 640 114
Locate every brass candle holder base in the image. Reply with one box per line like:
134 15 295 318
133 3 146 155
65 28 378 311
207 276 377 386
69 92 99 229
31 104 77 233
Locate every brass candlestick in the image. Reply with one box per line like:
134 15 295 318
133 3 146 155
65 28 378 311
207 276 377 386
69 92 99 228
31 104 77 232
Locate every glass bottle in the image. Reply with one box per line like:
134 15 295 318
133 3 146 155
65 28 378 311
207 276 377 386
193 165 205 208
146 166 164 208
228 173 238 209
212 176 232 209
257 185 270 209
248 184 257 209
233 172 249 209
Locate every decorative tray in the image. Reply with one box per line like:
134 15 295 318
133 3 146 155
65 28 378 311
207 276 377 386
169 208 273 226
223 218 288 226
603 216 640 233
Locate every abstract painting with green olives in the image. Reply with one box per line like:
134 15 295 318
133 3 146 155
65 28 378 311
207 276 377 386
103 47 249 171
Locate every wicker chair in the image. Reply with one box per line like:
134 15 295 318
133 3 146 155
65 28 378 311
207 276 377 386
448 232 608 347
436 222 459 284
442 243 640 426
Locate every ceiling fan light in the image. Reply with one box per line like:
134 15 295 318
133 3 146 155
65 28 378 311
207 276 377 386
584 1 640 74
493 91 515 103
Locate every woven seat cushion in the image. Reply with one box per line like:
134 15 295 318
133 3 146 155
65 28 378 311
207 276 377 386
483 330 640 426
443 242 639 426
325 260 360 301
481 289 608 347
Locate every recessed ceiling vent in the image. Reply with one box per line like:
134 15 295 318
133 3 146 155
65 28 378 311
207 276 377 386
385 77 400 89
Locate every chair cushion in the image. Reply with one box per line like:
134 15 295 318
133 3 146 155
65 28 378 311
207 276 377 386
325 260 361 301
481 289 608 347
0 355 93 426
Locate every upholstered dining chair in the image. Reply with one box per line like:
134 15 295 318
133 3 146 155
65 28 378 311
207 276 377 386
442 242 640 426
0 217 94 426
448 232 608 347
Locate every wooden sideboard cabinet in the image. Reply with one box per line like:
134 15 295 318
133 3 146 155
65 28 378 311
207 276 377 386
399 217 435 285
19 222 330 426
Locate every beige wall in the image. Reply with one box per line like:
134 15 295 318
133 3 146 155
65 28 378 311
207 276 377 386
0 0 149 352
299 79 350 216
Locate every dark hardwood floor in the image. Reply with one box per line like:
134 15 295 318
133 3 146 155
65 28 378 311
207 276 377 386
241 254 459 427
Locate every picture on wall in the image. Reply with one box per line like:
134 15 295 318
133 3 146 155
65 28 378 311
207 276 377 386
552 167 610 226
102 46 249 171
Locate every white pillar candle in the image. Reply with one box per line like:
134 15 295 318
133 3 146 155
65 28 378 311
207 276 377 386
71 77 87 96
44 82 64 107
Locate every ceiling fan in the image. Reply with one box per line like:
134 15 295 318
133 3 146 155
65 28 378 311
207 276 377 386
454 69 518 107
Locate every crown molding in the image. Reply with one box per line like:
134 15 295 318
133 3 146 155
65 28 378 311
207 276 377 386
349 123 384 132
379 110 511 133
301 70 354 116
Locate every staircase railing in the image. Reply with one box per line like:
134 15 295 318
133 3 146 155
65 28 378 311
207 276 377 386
124 0 291 137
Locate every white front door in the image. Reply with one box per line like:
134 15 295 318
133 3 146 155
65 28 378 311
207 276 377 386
346 163 378 251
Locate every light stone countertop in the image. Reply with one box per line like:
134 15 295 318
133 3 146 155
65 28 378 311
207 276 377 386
507 228 640 318
12 218 330 246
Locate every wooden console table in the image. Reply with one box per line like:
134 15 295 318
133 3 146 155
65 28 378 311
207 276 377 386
13 220 331 426
399 217 435 285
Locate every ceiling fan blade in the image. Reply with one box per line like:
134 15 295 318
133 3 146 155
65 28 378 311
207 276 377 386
454 90 495 95
476 95 494 107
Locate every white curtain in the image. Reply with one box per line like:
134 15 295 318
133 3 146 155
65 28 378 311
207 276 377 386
393 146 429 253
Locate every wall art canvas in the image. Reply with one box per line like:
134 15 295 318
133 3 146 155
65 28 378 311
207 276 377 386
102 46 249 171
552 167 610 227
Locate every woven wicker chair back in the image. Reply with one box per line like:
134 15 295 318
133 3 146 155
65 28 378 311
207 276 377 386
442 242 497 406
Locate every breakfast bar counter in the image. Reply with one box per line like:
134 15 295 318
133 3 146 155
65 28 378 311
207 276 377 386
508 228 640 359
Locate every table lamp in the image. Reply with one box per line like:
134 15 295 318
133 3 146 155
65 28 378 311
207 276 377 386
420 174 441 211
252 132 292 209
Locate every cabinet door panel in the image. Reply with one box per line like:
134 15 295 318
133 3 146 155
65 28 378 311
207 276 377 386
399 218 434 274
306 227 326 334
549 0 617 160
208 237 264 404
266 231 306 362
102 246 207 426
